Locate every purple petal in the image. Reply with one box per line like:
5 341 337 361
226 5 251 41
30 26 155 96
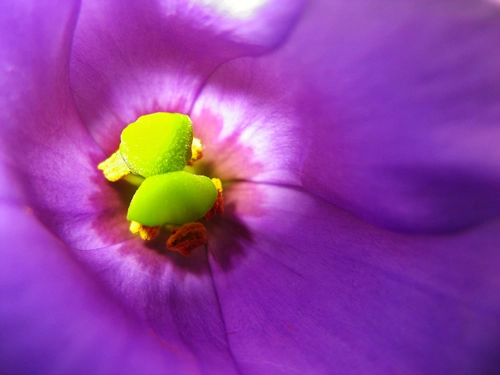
208 182 500 374
3 1 499 374
0 0 136 249
69 0 305 152
0 203 198 374
191 66 302 184
75 236 240 374
193 0 500 232
296 0 500 232
293 0 500 232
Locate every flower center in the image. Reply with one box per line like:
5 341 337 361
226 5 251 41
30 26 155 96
97 112 224 256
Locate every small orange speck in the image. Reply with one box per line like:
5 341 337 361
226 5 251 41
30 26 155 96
129 221 159 240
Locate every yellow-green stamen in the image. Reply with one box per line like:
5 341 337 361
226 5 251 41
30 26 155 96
97 111 225 256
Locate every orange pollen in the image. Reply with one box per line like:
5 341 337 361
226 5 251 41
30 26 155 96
205 178 224 220
129 221 159 241
166 222 207 256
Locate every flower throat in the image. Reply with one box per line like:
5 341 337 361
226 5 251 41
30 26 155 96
98 112 224 256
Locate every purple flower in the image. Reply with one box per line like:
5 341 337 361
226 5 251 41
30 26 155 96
1 0 500 374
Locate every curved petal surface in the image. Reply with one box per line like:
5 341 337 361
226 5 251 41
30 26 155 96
0 203 196 374
69 0 305 152
2 1 499 375
191 60 301 184
74 236 242 375
297 0 500 232
0 0 132 249
193 0 500 232
208 182 500 374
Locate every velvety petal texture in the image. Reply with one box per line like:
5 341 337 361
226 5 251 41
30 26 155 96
193 0 500 232
0 0 132 250
0 1 228 373
208 183 500 374
75 239 241 375
69 0 305 153
0 203 193 375
295 0 500 232
1 0 500 374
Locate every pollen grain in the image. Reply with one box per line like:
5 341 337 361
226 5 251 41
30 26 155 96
129 220 160 240
187 137 203 166
98 150 130 182
166 222 207 256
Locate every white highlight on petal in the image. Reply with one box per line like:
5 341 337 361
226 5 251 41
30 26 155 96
197 0 267 19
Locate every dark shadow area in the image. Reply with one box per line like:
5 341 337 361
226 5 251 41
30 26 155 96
356 164 500 234
205 201 253 272
101 193 256 277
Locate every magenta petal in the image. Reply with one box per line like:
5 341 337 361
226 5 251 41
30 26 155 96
208 183 500 374
195 0 500 232
69 0 305 152
0 204 197 374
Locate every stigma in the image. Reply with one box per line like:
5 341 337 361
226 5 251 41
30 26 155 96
98 112 224 256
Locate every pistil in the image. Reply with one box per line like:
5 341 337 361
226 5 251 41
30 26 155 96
97 112 224 256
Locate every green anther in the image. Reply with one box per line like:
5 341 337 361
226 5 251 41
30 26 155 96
119 112 193 177
127 171 217 226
